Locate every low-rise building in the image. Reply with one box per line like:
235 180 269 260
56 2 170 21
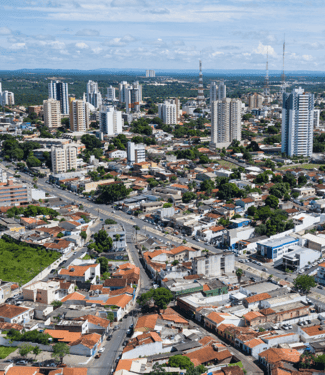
0 304 33 324
256 236 299 261
23 280 74 304
192 252 235 276
58 264 100 284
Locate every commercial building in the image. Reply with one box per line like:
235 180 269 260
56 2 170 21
127 142 146 165
211 98 241 147
0 177 32 207
248 93 264 109
85 80 102 109
107 85 116 101
99 106 123 135
51 144 78 174
158 100 178 125
218 81 226 100
282 247 320 271
281 87 314 157
48 80 69 115
210 81 218 102
192 252 235 276
146 70 155 77
256 236 299 261
69 98 90 132
43 99 61 128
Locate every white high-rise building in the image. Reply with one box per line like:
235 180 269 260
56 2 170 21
127 141 146 165
48 81 69 115
85 80 102 109
211 98 242 146
119 81 129 103
210 82 218 102
314 109 320 128
0 83 15 107
158 100 177 125
146 70 155 78
51 145 77 174
69 98 90 132
43 99 61 128
107 86 116 101
248 93 264 109
125 81 142 113
281 87 314 157
99 106 123 135
218 81 226 100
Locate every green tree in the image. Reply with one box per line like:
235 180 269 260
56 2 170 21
80 231 87 240
298 175 308 186
105 219 117 225
96 183 131 204
51 300 63 308
293 275 316 295
138 289 154 310
265 195 279 209
163 202 172 208
182 192 196 203
107 312 115 323
236 268 244 283
32 345 42 359
52 342 70 364
57 232 64 238
283 173 297 187
153 287 173 310
19 343 34 358
168 355 194 370
97 257 109 273
93 229 113 252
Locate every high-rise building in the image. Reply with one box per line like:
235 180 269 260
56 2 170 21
69 98 90 132
197 60 205 107
211 98 242 146
218 81 226 100
210 82 218 102
48 81 69 115
99 106 123 135
51 145 78 174
125 81 142 113
0 177 31 207
158 100 177 125
127 142 146 165
146 70 155 78
118 81 129 103
0 83 15 107
314 109 320 128
43 99 61 129
248 93 264 109
107 86 116 101
85 80 102 109
281 87 314 157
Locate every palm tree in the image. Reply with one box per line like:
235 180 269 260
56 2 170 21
134 225 140 242
236 268 244 284
114 234 121 250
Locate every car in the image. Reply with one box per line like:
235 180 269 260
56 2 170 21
113 325 120 331
282 325 288 330
250 277 256 282
318 285 323 289
307 319 311 324
129 324 134 329
95 353 102 359
107 335 113 340
46 363 57 367
98 348 105 353
16 360 28 365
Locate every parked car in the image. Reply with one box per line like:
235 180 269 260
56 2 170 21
98 348 105 353
318 285 323 289
16 360 28 365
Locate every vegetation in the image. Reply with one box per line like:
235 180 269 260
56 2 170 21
96 183 132 204
7 329 52 345
138 287 174 311
0 346 17 359
105 219 117 225
6 205 59 219
88 229 113 253
52 342 70 364
168 355 194 370
293 275 316 294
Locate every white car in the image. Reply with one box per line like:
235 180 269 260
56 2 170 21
98 348 105 353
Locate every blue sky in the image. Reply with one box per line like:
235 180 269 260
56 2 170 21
0 0 324 71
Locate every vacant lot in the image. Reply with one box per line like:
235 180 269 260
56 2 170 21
217 160 237 169
278 164 322 171
0 237 61 284
0 346 17 359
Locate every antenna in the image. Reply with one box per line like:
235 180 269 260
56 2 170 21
281 36 286 93
263 47 270 97
197 56 205 107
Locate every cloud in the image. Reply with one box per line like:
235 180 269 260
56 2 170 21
105 34 136 46
9 43 26 50
302 54 313 61
75 28 99 36
110 0 148 7
146 8 170 14
0 27 11 35
302 42 325 50
253 42 276 56
75 42 89 49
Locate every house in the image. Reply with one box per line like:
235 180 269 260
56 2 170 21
242 293 271 309
204 312 242 331
122 332 165 359
243 311 265 327
103 294 133 321
44 329 82 344
242 338 268 359
103 278 127 290
192 252 235 276
258 348 301 368
23 280 74 304
0 304 33 324
315 262 325 286
107 149 127 159
298 324 325 342
134 314 159 333
70 333 102 356
76 315 111 335
58 264 100 284
235 198 255 211
184 343 233 366
44 239 75 254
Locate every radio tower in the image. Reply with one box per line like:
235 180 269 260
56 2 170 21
197 59 205 107
281 39 286 93
263 48 270 98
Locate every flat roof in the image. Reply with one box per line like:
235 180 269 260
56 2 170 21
303 233 325 246
257 235 298 248
244 282 279 295
283 246 319 259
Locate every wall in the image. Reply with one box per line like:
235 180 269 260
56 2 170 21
263 333 299 347
121 342 168 359
70 343 92 356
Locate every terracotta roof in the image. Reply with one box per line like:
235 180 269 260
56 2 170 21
206 312 231 325
104 294 132 309
135 314 159 332
0 322 23 331
185 345 232 366
70 333 101 349
115 359 134 372
60 282 72 290
199 336 218 346
301 324 325 337
76 314 110 328
0 304 29 319
49 369 88 375
6 367 40 375
123 332 162 354
103 279 127 288
170 245 196 254
244 293 271 304
243 311 264 321
109 286 134 296
263 333 295 341
160 314 188 324
259 348 301 365
59 264 98 277
61 292 86 303
44 329 81 344
245 338 264 348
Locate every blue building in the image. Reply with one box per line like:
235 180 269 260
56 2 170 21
257 236 299 261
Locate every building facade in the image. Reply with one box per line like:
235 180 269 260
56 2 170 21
127 142 146 165
158 100 177 125
43 99 61 128
218 81 226 100
107 85 116 101
0 177 32 207
249 93 264 109
281 87 314 157
146 70 155 77
85 80 102 109
48 80 69 115
99 106 123 135
69 98 90 132
210 81 218 102
192 252 235 276
51 145 78 174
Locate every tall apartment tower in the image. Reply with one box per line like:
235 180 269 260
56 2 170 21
218 81 226 100
48 81 69 115
0 82 15 107
158 100 177 125
51 145 78 174
197 60 205 107
127 141 146 165
211 98 242 146
146 70 155 77
86 80 102 109
210 82 218 102
107 86 116 101
125 81 142 113
119 81 129 103
43 99 61 128
69 98 90 132
281 87 314 157
248 93 264 109
99 106 123 135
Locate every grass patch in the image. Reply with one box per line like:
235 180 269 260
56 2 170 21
217 160 237 169
0 236 61 284
278 164 323 171
0 346 17 359
228 362 243 368
82 254 92 260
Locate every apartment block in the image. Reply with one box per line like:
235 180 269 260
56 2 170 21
43 98 61 128
0 177 32 207
249 93 264 109
51 145 78 174
99 105 123 135
192 252 235 277
127 141 146 165
69 98 90 132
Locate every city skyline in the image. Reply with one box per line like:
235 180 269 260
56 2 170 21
1 0 324 71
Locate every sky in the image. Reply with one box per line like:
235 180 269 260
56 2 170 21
0 0 324 71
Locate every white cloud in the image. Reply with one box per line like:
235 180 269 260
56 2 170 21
105 35 136 46
10 43 26 50
302 54 313 61
75 42 89 49
110 0 147 7
75 28 99 36
253 42 276 56
0 27 11 35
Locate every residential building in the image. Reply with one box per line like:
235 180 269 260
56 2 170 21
69 98 90 132
248 93 264 109
48 80 69 115
58 264 100 284
127 142 145 165
146 70 155 77
22 280 74 304
211 98 241 147
218 81 226 100
43 99 61 128
0 177 32 207
281 87 314 157
192 252 235 276
282 247 320 271
0 87 15 106
125 81 142 113
51 144 78 174
210 81 218 102
158 100 177 124
256 236 299 261
85 80 102 109
107 85 116 101
314 108 320 128
99 106 123 135
118 81 129 103
0 304 33 324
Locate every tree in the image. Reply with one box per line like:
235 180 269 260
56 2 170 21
247 206 257 216
57 232 64 238
265 195 279 209
236 268 244 283
19 343 34 358
32 345 42 359
182 192 196 203
96 183 131 204
52 342 70 363
92 229 113 252
293 275 316 295
168 355 194 370
315 354 325 370
152 287 173 310
283 173 297 187
80 231 87 240
298 175 308 186
51 300 63 308
105 219 117 225
97 257 109 273
138 289 154 310
81 134 102 150
163 202 172 208
26 153 41 168
107 312 115 323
